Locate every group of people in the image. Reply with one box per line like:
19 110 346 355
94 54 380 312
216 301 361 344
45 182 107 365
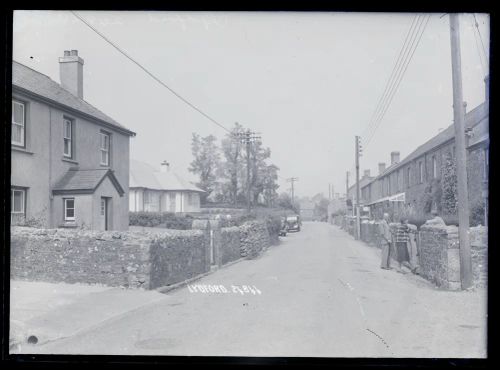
378 212 420 274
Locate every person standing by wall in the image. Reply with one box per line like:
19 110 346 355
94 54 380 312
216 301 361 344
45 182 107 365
380 213 392 269
407 223 420 274
395 218 411 273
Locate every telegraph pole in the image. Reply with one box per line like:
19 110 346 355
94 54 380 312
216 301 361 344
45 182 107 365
237 129 261 213
450 13 473 289
287 177 299 204
355 136 362 240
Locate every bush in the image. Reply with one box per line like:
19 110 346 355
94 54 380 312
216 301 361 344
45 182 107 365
129 212 193 230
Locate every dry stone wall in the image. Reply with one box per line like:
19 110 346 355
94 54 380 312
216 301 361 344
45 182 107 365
220 227 241 265
239 220 272 259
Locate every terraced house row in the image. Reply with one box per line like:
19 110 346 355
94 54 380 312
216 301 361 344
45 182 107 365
355 76 489 224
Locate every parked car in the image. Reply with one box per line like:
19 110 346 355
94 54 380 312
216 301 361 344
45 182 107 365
279 218 288 236
286 215 301 232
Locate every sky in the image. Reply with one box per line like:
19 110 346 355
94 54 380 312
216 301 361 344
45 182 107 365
12 11 489 199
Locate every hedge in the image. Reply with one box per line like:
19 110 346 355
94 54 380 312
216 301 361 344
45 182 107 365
129 212 193 230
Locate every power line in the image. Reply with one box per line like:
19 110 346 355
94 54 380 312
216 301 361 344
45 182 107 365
364 14 427 144
70 11 232 135
361 14 420 140
473 14 488 63
364 14 431 148
470 15 487 76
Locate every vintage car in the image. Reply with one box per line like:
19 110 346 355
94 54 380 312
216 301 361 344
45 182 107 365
286 215 301 232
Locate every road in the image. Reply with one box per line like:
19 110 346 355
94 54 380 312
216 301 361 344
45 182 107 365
29 222 487 357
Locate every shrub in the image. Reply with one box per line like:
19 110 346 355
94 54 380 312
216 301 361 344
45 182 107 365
129 212 193 230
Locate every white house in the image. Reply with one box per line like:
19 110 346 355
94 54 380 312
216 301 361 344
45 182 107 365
129 160 205 213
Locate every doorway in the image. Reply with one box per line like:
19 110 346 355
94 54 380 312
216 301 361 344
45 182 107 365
100 197 109 230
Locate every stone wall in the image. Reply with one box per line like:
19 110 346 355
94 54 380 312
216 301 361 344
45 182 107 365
11 227 153 288
220 227 241 265
239 220 272 259
149 230 208 289
11 218 279 289
11 227 209 289
470 226 488 288
418 224 461 290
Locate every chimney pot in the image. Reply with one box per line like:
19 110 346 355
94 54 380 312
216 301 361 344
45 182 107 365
64 50 71 56
363 169 371 178
378 162 386 175
160 161 170 173
390 151 400 165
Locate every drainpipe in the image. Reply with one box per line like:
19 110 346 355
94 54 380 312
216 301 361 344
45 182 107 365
48 107 53 227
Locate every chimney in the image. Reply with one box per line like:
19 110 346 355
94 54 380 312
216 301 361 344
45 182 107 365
363 169 371 178
59 50 84 99
160 160 170 173
390 151 400 165
485 75 489 101
378 162 386 175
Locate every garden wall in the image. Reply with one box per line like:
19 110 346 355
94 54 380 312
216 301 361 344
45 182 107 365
11 227 209 289
239 220 272 258
11 218 281 289
220 226 241 265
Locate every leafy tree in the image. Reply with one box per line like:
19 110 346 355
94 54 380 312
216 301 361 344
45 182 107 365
441 152 458 215
277 192 299 213
218 123 245 204
189 133 220 203
313 196 330 221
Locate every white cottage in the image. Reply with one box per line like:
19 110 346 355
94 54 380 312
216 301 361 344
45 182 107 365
129 160 204 213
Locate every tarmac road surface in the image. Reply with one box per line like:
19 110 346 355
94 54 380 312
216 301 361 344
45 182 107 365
26 222 487 357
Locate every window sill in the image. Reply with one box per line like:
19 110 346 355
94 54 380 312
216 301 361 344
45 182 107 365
62 157 79 165
60 222 77 228
12 146 34 155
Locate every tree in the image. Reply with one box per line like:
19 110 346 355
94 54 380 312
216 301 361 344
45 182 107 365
441 151 458 215
277 192 299 213
218 123 245 204
313 196 330 221
189 133 220 203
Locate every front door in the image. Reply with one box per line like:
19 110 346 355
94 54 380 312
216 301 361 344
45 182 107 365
100 197 108 230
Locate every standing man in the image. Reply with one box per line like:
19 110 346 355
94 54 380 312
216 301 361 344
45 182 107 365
380 213 392 269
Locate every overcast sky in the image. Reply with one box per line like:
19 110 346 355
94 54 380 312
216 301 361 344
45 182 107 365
13 11 489 198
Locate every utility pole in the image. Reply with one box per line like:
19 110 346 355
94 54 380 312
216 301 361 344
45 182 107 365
355 136 362 240
450 13 473 289
287 177 299 205
237 129 261 213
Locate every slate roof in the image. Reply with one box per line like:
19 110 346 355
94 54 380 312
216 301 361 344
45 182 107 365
12 61 135 136
52 168 125 196
365 101 489 184
130 160 205 193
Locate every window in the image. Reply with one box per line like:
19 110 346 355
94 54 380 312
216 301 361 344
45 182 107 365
419 162 424 183
100 132 110 166
11 188 25 214
63 118 73 158
144 191 152 205
432 156 437 178
64 198 75 221
12 100 25 146
100 198 106 216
